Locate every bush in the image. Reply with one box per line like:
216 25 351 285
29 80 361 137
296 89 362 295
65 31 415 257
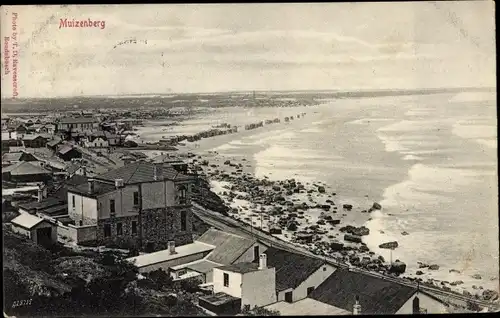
241 305 280 316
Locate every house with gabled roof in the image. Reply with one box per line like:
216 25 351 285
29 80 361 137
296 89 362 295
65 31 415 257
66 161 196 250
22 134 48 148
11 213 58 246
253 246 337 304
308 269 449 314
2 161 52 183
56 117 100 133
168 228 267 284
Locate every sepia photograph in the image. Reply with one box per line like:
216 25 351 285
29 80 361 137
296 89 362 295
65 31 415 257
1 1 498 316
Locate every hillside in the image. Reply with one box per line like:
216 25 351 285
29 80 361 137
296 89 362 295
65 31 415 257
3 225 207 316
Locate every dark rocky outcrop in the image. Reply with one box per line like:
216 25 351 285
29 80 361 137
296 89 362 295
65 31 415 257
379 241 399 249
344 234 362 243
389 260 406 274
372 202 382 210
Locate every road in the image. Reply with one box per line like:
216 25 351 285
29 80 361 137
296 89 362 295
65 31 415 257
192 204 500 311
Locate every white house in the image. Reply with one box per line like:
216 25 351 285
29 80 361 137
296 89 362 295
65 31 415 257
10 213 58 246
66 162 195 250
168 228 268 285
261 247 337 303
199 254 277 315
309 269 449 314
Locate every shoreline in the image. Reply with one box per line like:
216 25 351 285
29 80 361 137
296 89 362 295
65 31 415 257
137 104 498 302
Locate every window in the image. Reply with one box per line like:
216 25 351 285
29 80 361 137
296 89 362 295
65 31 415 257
104 224 111 237
323 267 327 271
110 199 115 215
132 221 137 234
133 192 139 206
180 210 187 231
116 223 123 236
223 273 229 287
72 195 76 208
178 185 187 204
254 246 260 261
307 287 315 295
79 220 83 226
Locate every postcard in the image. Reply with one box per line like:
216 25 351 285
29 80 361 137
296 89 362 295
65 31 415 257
1 2 498 316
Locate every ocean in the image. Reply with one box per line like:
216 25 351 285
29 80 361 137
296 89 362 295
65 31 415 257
138 91 498 292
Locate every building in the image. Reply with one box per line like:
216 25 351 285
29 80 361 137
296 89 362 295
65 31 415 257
199 254 277 315
57 145 83 162
81 132 109 148
169 228 266 284
256 247 336 303
2 151 38 166
263 298 351 316
66 162 196 250
2 161 52 183
56 117 100 133
127 240 215 273
10 213 58 246
308 269 449 314
46 138 63 151
22 135 48 148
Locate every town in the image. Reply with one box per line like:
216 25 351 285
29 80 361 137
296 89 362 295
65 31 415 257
2 106 497 316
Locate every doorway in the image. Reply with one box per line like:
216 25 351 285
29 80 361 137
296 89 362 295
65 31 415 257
36 227 52 246
284 291 293 303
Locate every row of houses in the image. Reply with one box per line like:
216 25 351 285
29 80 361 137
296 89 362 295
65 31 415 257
123 226 449 315
5 159 450 315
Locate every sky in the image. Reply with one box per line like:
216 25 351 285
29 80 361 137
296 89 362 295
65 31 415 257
0 2 496 98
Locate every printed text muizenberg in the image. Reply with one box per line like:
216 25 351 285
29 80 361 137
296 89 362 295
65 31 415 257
59 18 106 29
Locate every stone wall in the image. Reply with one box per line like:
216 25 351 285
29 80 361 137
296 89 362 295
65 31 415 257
96 215 139 243
140 206 193 251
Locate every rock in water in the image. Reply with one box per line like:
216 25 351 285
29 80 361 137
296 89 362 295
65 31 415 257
379 241 399 249
372 202 382 210
401 231 409 236
416 270 424 275
344 234 362 243
428 264 440 270
482 289 499 301
317 186 326 193
389 261 407 274
472 274 482 280
343 204 353 211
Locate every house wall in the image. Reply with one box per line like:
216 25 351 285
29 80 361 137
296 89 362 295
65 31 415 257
68 192 98 225
84 137 109 148
141 181 176 208
396 292 449 314
136 251 211 273
277 264 337 302
11 224 31 238
140 206 193 251
97 185 140 219
32 222 58 244
96 215 139 243
241 268 277 309
234 242 269 264
213 268 243 298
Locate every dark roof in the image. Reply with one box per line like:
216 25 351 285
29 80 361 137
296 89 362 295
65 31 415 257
217 262 260 274
2 162 51 175
17 197 65 212
309 269 417 314
51 175 89 200
1 152 36 162
200 292 240 306
94 162 193 184
59 117 97 124
58 145 76 155
41 204 68 216
197 228 256 265
22 134 47 141
68 181 116 198
47 139 62 147
258 247 325 291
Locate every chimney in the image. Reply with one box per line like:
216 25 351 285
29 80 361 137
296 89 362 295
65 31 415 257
258 253 267 270
115 178 124 188
82 166 87 177
353 295 361 315
412 296 420 314
168 241 176 255
37 186 43 203
88 179 95 194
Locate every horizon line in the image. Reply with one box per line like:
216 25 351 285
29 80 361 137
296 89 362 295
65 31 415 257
1 86 496 100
